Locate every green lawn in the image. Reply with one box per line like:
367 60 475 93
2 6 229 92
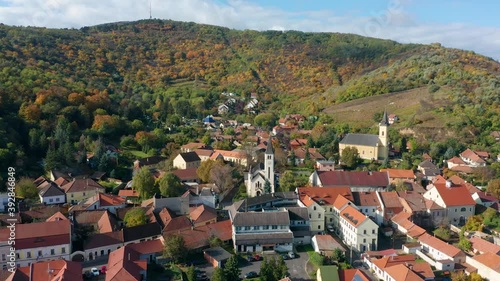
124 149 154 158
297 245 322 278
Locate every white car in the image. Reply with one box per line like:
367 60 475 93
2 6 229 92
327 225 334 232
287 252 295 259
90 268 100 276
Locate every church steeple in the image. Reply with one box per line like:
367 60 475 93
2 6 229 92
380 109 389 126
264 136 275 194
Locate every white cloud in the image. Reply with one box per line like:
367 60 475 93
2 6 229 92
0 0 499 60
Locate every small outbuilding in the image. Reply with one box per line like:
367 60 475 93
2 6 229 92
203 247 232 268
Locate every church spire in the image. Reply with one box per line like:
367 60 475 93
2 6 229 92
265 136 274 154
380 110 389 126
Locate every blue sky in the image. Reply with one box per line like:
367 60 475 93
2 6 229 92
0 0 499 60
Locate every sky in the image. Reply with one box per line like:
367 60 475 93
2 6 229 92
0 0 499 60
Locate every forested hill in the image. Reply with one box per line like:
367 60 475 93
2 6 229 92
0 19 499 179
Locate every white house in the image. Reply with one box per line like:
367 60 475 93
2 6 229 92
416 233 465 271
312 235 346 256
465 253 500 281
173 152 201 170
338 205 378 252
81 193 127 215
423 179 475 226
37 182 66 205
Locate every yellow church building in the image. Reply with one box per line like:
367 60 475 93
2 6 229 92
339 111 389 161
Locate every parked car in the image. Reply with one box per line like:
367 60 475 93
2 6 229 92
90 268 100 276
327 225 334 232
244 271 259 279
246 256 255 262
287 252 295 259
253 254 262 261
100 265 107 274
281 254 289 260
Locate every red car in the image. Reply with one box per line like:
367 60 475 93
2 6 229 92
100 266 107 274
253 254 261 261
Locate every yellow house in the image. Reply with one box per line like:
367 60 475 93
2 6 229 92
339 111 389 161
61 178 105 204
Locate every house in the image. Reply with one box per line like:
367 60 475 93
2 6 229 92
352 192 383 225
158 208 193 235
397 191 433 228
366 254 415 280
218 104 230 115
297 187 353 235
338 269 371 281
309 170 389 192
203 247 232 268
289 138 308 150
127 239 165 264
465 252 500 281
37 182 66 205
183 186 217 208
390 211 426 240
383 264 426 281
312 235 346 256
171 168 200 183
446 156 467 169
181 142 207 153
78 193 126 214
0 220 72 267
190 205 217 227
423 179 476 226
338 205 378 252
211 149 248 167
472 191 499 208
469 237 500 255
286 207 311 244
231 211 293 253
60 178 105 204
380 169 415 183
6 260 83 281
133 156 167 171
194 148 214 162
118 189 140 202
83 223 162 261
317 265 339 281
72 209 119 234
417 233 465 270
173 152 201 169
203 115 216 125
106 245 147 281
339 111 390 161
177 220 232 250
459 149 488 167
315 160 336 171
417 160 440 180
292 147 326 165
376 192 404 225
388 114 398 124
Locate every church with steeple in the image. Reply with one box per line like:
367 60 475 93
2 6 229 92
339 110 390 161
246 137 275 197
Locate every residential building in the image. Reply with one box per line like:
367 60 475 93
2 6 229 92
173 152 201 169
352 192 383 225
315 160 336 171
177 220 232 250
423 179 475 226
383 264 425 281
106 245 147 281
79 193 126 214
292 147 326 165
60 178 105 204
366 255 416 280
231 211 293 253
417 233 465 270
127 239 165 264
417 160 440 180
181 142 207 153
194 148 214 162
465 252 500 281
459 148 488 167
211 149 248 167
312 235 346 256
37 182 66 205
309 170 389 192
469 237 500 255
397 191 433 228
338 269 371 281
171 168 200 183
380 169 415 183
190 204 217 227
285 207 311 244
377 192 404 225
203 247 232 268
0 220 72 267
339 110 390 161
6 260 83 281
338 205 378 252
472 191 499 208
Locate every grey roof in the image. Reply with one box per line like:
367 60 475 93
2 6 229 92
203 246 232 261
179 151 201 162
39 183 65 197
232 211 290 226
123 222 162 242
234 232 294 245
380 110 389 126
286 207 309 221
265 137 274 154
339 133 381 147
238 192 298 211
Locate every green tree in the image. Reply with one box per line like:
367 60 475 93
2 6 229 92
469 272 485 281
16 177 38 199
464 215 484 232
208 236 223 248
458 238 472 252
260 257 274 281
340 147 360 169
210 162 234 193
274 256 288 281
332 248 346 262
197 159 216 183
223 255 241 281
211 267 227 281
433 226 451 241
187 265 196 281
158 173 184 197
254 113 277 129
487 178 500 198
124 208 148 227
163 234 188 263
264 179 272 194
133 167 155 199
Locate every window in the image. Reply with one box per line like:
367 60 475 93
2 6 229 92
50 249 55 255
244 226 251 230
1 254 5 261
318 225 321 229
455 208 457 212
272 225 278 229
263 225 269 230
27 252 31 258
38 251 42 257
71 194 74 198
330 218 333 222
49 199 53 202
16 253 19 259
62 248 66 254
330 208 332 212
309 214 311 219
372 229 376 234
318 213 321 219
236 227 241 231
313 206 316 211
101 250 104 255
363 230 366 234
363 239 366 243
56 198 60 202
460 207 466 212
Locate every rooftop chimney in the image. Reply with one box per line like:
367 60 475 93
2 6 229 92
445 181 452 188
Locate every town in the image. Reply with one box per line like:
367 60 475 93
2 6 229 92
1 107 499 281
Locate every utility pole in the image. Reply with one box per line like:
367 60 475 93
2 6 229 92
149 1 152 19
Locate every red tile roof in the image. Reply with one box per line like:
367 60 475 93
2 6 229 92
11 260 83 281
460 149 486 164
380 169 415 179
190 205 217 224
176 220 232 250
171 168 200 181
45 211 68 222
431 182 476 206
298 187 353 207
13 220 71 250
372 255 415 270
314 235 346 252
106 246 147 281
471 252 500 273
339 269 370 281
384 264 425 281
418 233 463 258
470 237 500 255
316 171 389 187
118 189 140 197
378 192 404 209
127 239 164 255
340 205 368 227
353 192 381 207
447 157 466 165
333 195 353 210
60 178 104 193
98 193 126 206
